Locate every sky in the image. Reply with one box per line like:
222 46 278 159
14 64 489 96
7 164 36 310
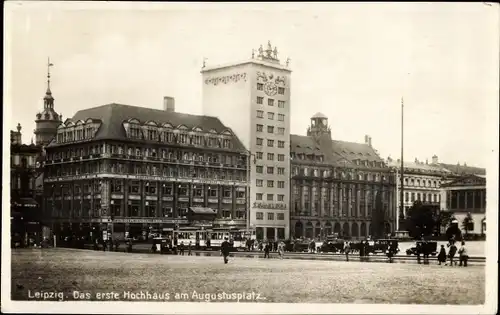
4 1 499 169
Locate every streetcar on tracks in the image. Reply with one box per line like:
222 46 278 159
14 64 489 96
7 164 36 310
173 227 255 251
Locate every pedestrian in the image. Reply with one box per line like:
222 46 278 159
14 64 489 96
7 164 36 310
188 241 192 256
359 241 365 262
179 241 185 255
221 237 230 264
422 241 430 265
264 243 270 258
437 245 447 265
458 241 468 267
278 241 285 259
448 242 458 266
344 242 351 262
416 242 422 264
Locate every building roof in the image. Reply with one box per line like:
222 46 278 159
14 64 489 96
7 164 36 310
290 134 384 166
387 160 447 173
311 112 328 119
51 103 246 152
440 174 486 188
439 163 486 176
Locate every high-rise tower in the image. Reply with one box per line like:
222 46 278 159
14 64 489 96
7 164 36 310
201 41 292 240
34 58 62 147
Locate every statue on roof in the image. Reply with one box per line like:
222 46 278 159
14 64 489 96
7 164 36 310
265 40 273 58
258 45 264 57
273 46 278 59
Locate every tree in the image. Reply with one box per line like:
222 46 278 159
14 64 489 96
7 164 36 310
404 201 436 239
436 211 453 236
371 192 388 239
462 212 474 236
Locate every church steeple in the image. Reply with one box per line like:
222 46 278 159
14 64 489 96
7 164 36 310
35 57 61 147
44 57 55 109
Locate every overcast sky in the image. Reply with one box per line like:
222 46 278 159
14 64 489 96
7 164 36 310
4 2 499 169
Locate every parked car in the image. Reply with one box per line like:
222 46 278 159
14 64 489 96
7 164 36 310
406 241 437 256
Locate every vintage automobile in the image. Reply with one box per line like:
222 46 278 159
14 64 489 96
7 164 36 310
151 237 173 254
319 240 345 253
406 241 438 256
372 239 400 254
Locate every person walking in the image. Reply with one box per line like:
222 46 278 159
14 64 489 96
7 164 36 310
188 241 193 256
221 237 231 264
278 241 285 260
359 241 366 262
458 241 468 267
264 243 270 259
437 245 447 265
344 242 351 262
448 242 458 266
179 241 185 256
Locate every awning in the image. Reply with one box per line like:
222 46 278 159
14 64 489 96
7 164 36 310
12 198 39 208
189 207 217 215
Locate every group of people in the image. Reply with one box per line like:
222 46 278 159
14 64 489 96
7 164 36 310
437 241 469 266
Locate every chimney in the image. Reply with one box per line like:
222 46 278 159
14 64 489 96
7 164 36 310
425 159 428 165
387 156 392 163
368 136 372 147
432 155 438 164
364 135 369 144
163 96 175 113
415 158 418 163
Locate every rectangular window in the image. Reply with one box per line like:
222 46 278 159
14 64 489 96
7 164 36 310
267 112 274 120
278 113 285 121
277 167 285 175
257 83 264 91
277 127 285 135
278 181 285 188
256 124 263 132
256 165 263 173
267 212 274 220
278 154 285 161
267 126 274 133
268 98 274 106
256 193 263 200
256 179 263 187
278 100 285 108
257 96 264 105
256 138 263 146
267 180 274 188
267 153 275 161
267 194 274 201
278 140 285 148
256 212 264 220
267 139 274 147
278 87 285 95
256 152 263 160
278 194 285 202
256 110 264 118
277 213 285 220
267 166 274 174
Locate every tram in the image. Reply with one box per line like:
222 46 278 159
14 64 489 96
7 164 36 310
173 227 256 251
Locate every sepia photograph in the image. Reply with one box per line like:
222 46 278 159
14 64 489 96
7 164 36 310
2 1 499 314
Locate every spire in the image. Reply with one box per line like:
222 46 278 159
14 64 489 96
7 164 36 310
44 57 55 109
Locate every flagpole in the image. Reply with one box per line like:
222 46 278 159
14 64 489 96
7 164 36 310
400 97 405 230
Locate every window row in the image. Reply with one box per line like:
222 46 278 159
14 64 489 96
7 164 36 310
256 138 286 148
256 111 286 121
256 83 286 96
46 163 248 182
405 192 440 203
256 165 287 175
292 166 390 182
256 124 286 135
255 211 285 220
255 179 286 188
56 127 97 143
255 153 287 162
255 193 286 202
402 177 440 188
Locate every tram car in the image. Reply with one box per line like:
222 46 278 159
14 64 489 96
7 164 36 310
174 227 254 252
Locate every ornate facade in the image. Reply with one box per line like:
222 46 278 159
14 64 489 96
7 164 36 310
290 114 397 240
43 101 249 240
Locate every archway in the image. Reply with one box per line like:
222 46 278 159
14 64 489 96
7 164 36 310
324 222 332 236
342 222 350 238
351 222 359 239
294 221 303 239
334 222 341 234
360 222 367 237
315 222 321 239
305 222 314 239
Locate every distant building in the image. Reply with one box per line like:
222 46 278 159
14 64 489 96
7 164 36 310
10 123 44 245
290 113 397 239
42 100 250 241
201 41 291 240
440 175 486 236
387 154 486 231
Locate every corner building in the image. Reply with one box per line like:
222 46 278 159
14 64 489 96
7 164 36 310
201 41 291 240
290 114 397 239
42 101 249 240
